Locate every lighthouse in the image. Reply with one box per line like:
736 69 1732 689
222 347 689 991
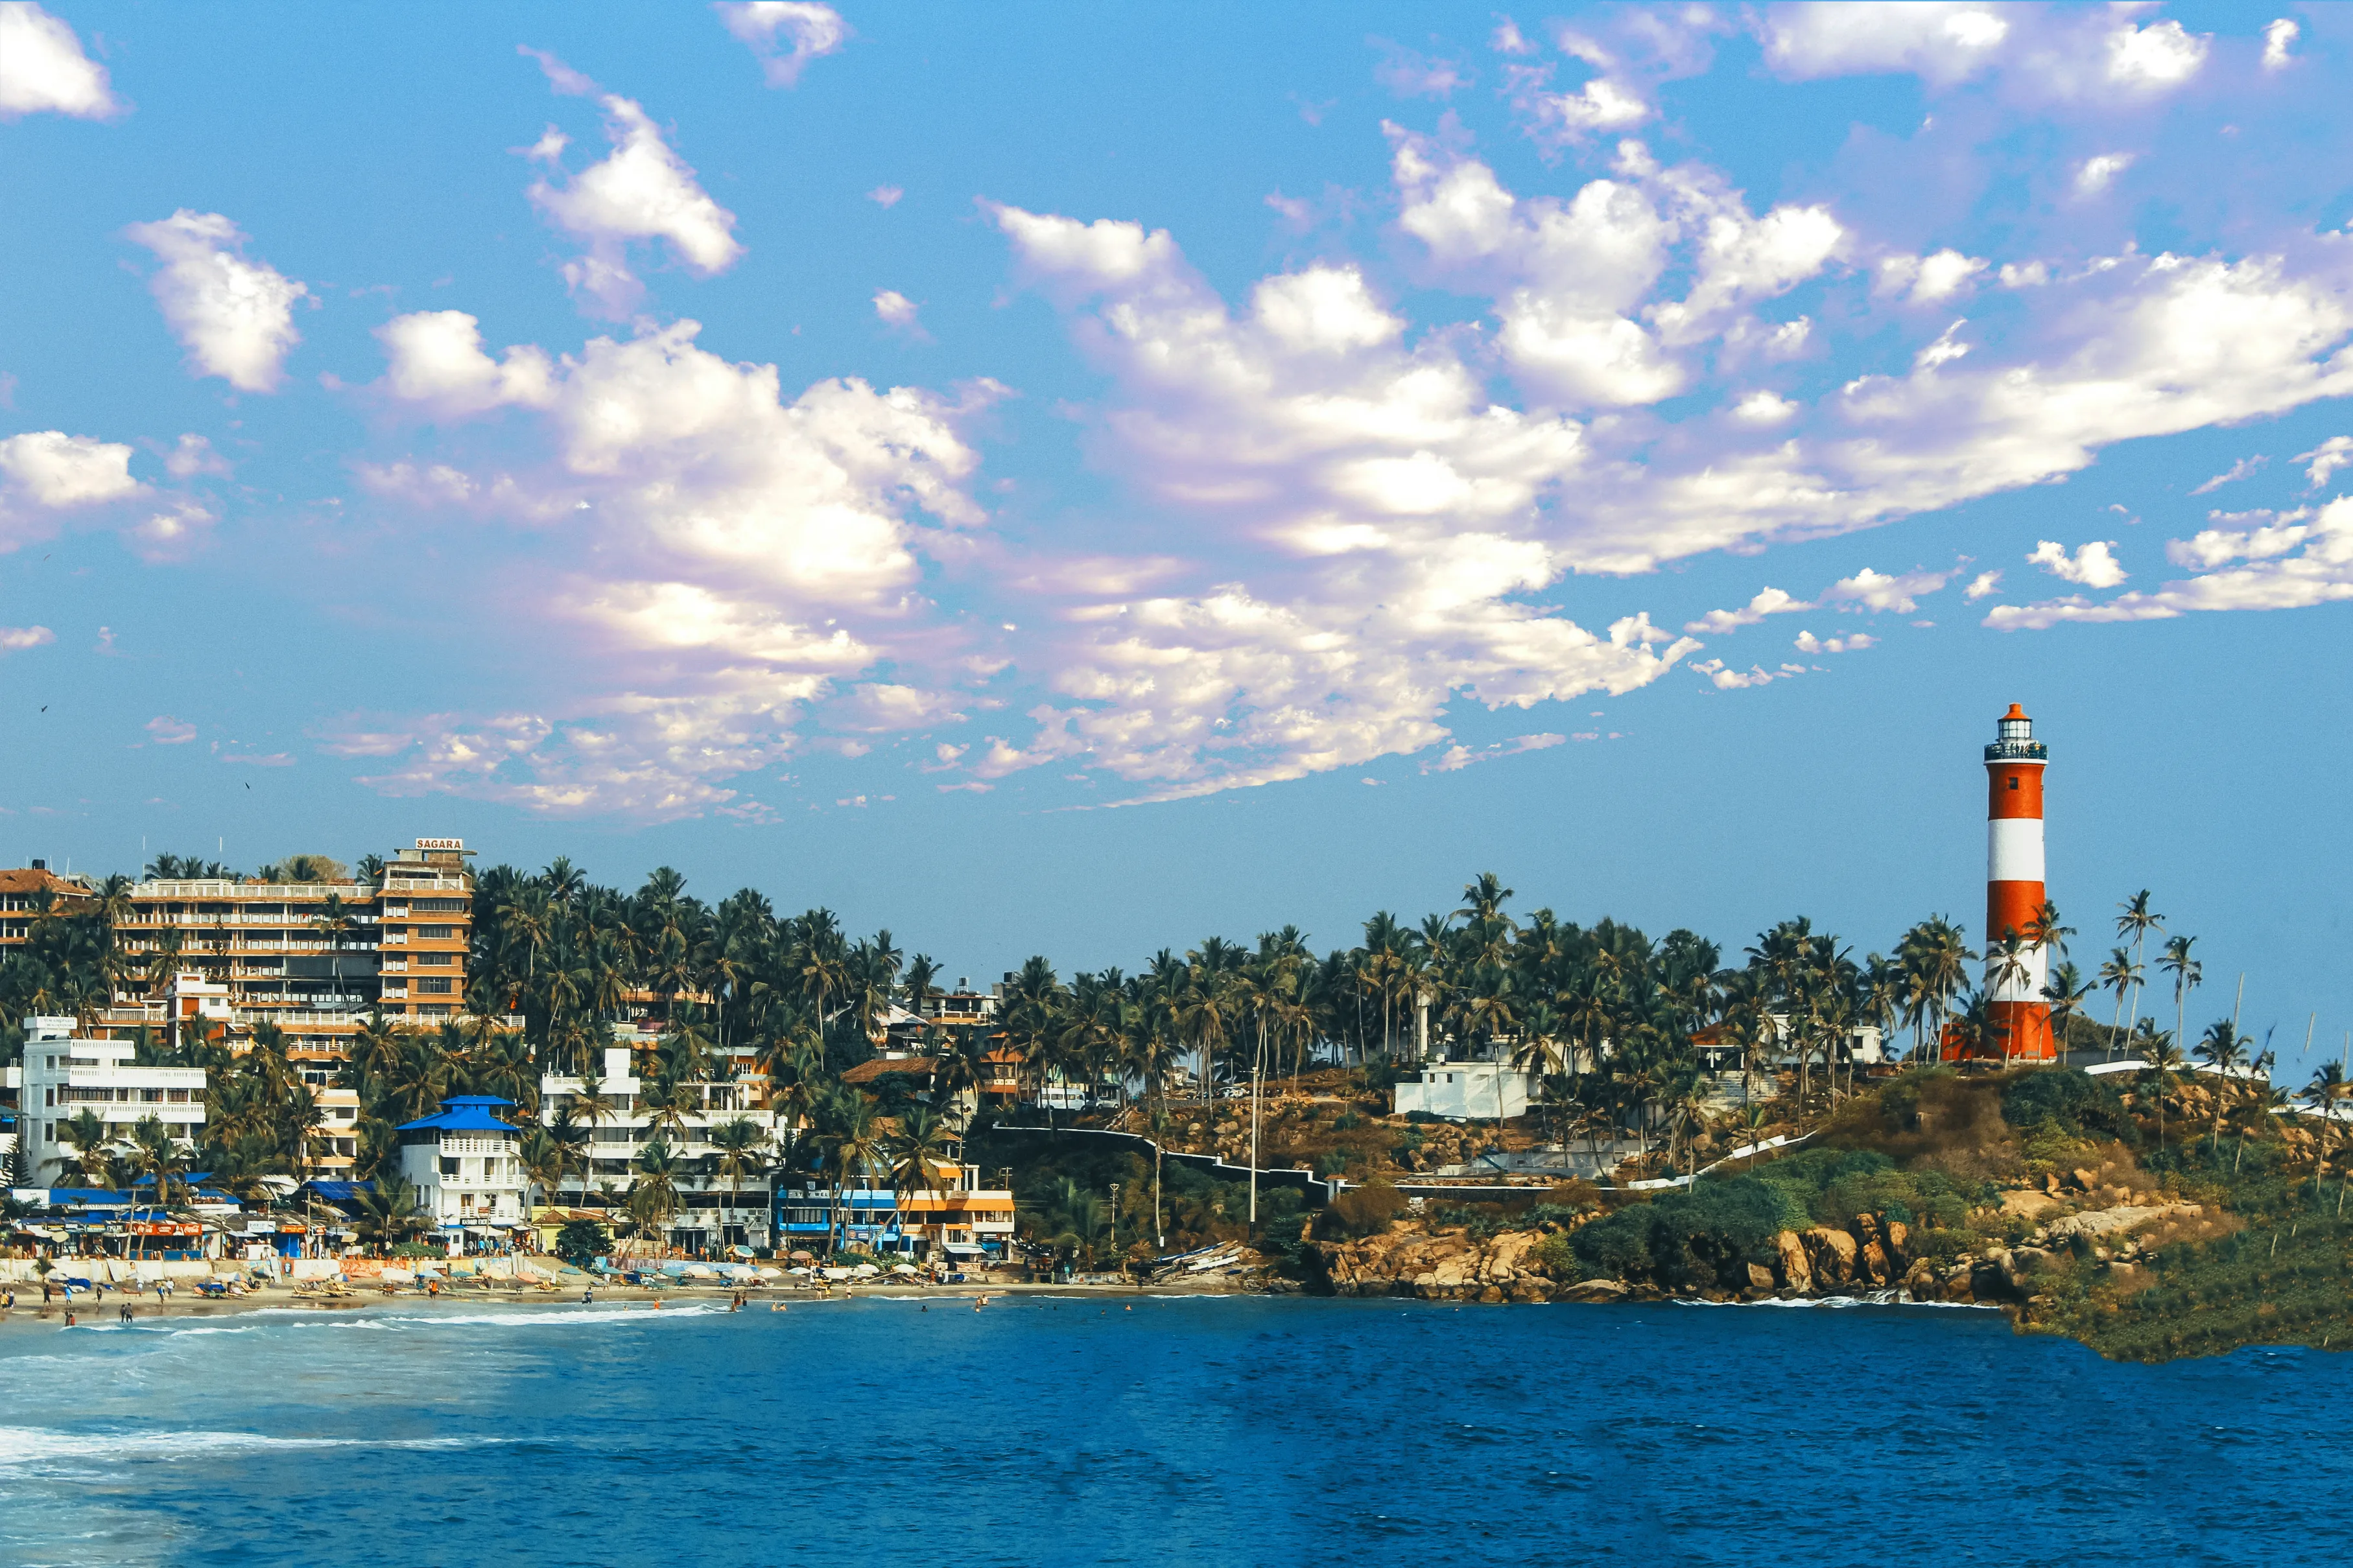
1984 703 2055 1060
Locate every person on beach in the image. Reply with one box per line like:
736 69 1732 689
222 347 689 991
64 1310 75 1327
41 1279 53 1305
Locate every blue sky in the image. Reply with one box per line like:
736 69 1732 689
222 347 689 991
4 3 2351 1058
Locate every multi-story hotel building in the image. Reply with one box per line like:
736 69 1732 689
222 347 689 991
0 861 95 949
114 838 476 1031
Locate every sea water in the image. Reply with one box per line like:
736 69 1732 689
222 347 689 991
0 1295 2346 1567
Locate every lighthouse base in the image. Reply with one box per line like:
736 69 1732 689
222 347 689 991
1941 1001 2057 1063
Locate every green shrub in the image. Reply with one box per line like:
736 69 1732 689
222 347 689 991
554 1217 611 1266
1570 1178 1808 1289
2001 1068 2127 1136
1534 1231 1579 1278
1316 1183 1406 1239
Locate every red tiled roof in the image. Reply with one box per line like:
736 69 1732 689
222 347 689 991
0 867 95 899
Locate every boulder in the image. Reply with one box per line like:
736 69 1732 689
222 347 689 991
1858 1240 1892 1287
1803 1226 1858 1288
1773 1230 1813 1294
1745 1262 1776 1292
1883 1221 1911 1268
1563 1278 1629 1302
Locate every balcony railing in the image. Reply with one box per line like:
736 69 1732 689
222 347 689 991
1984 738 2048 761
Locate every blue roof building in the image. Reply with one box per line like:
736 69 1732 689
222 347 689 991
395 1095 528 1241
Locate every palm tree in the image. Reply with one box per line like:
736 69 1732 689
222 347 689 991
2195 1019 2249 1154
883 1108 954 1258
628 1140 684 1258
353 1176 430 1252
2160 935 2201 1075
2140 1035 2187 1154
822 1097 888 1256
2096 948 2140 1061
2040 962 2094 1055
519 1125 568 1213
901 953 942 1018
2114 891 2164 1041
705 1117 771 1243
48 1108 115 1188
312 893 355 1005
544 1105 591 1206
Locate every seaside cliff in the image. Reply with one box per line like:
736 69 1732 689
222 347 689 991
1089 1062 2348 1363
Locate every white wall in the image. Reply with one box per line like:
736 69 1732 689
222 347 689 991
1393 1062 1534 1121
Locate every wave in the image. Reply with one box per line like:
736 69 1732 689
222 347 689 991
0 1426 509 1469
1672 1293 2002 1312
64 1302 733 1338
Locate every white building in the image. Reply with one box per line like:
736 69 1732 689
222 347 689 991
1393 1060 1537 1121
14 1016 207 1173
539 1042 781 1251
396 1095 527 1237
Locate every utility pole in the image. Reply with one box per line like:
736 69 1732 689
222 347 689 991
1109 1182 1119 1264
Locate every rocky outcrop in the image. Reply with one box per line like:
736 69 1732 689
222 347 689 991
1309 1223 1561 1302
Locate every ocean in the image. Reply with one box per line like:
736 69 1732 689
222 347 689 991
0 1294 2343 1566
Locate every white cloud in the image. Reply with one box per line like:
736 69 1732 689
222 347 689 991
0 624 55 653
868 185 903 208
2263 19 2299 72
1518 73 1650 139
2105 19 2207 91
357 314 1000 817
1964 570 2002 600
2075 154 2135 197
145 714 196 743
1491 18 1536 56
0 428 145 553
1690 657 1800 690
1793 629 1874 654
2191 454 2265 495
1730 390 1797 424
872 289 922 330
1878 248 1986 304
527 89 744 316
128 500 215 562
1989 497 2353 629
1756 3 2009 84
2295 436 2353 492
1419 732 1565 773
123 211 309 392
0 3 123 120
0 429 139 510
1819 567 1950 614
163 434 231 478
373 311 557 419
2027 539 2127 589
2166 508 2312 571
1372 40 1467 99
715 2 848 88
1686 586 1807 634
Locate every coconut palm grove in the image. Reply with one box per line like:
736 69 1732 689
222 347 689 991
13 848 2350 1350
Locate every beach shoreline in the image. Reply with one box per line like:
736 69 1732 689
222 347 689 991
0 1272 1264 1328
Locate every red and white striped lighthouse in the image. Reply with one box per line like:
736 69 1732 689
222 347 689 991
1984 702 2055 1060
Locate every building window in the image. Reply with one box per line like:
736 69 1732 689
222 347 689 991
417 977 453 995
415 952 453 966
441 1158 459 1176
2007 777 2018 791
